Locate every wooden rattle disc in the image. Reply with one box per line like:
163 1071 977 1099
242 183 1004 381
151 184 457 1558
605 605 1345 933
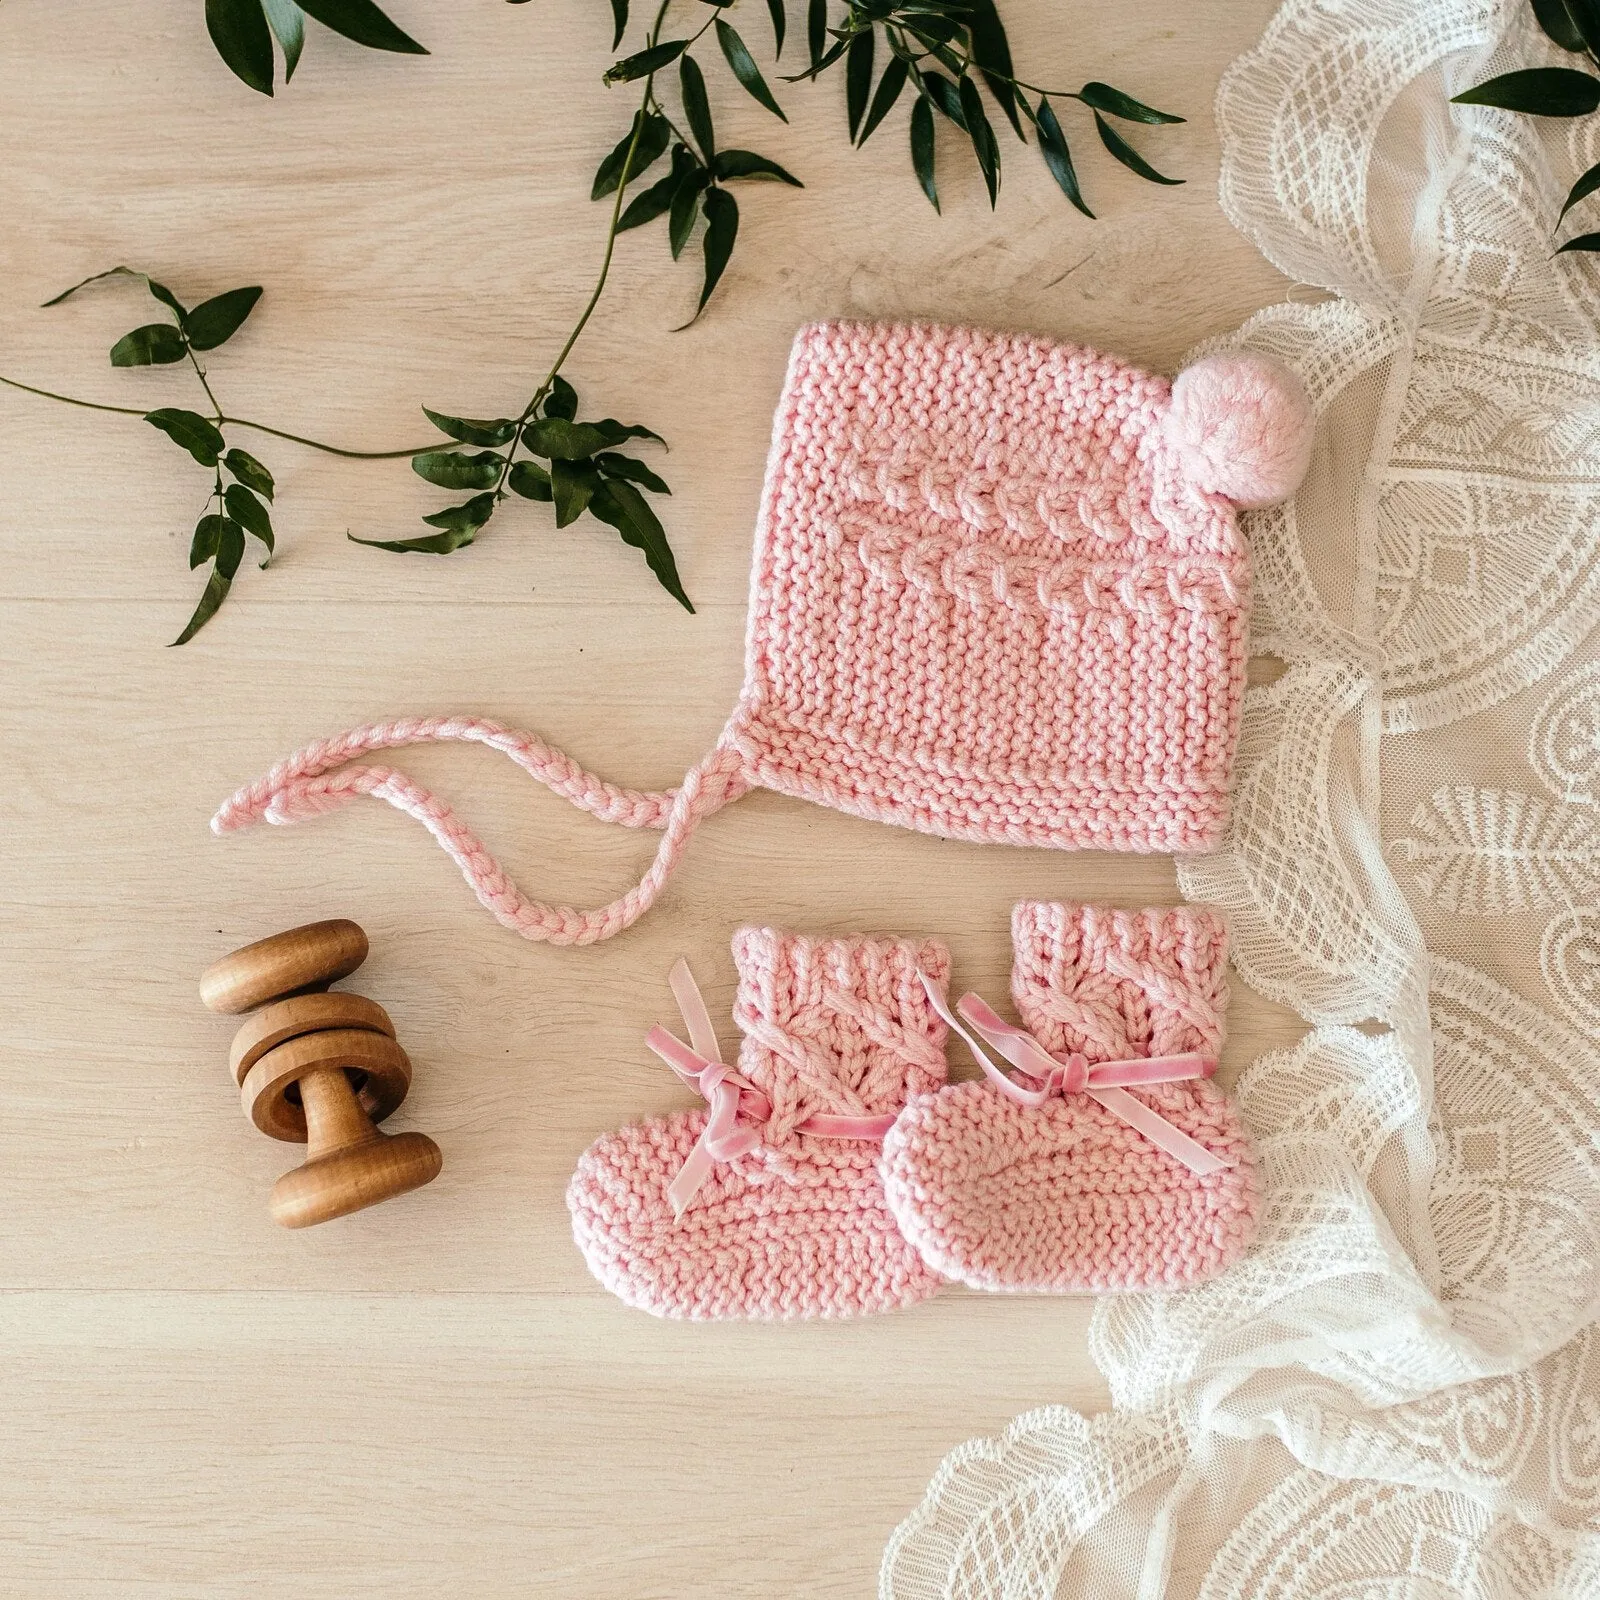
240 1028 413 1141
202 919 442 1229
200 919 368 1015
229 992 395 1085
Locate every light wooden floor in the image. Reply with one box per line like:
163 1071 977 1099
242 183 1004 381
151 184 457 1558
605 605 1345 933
0 3 1303 1594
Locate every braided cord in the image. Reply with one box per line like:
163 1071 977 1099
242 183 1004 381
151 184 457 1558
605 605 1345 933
211 718 750 947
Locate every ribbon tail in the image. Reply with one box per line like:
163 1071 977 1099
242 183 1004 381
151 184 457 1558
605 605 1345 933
668 959 725 1066
667 1141 719 1222
1090 1085 1232 1177
918 973 1054 1108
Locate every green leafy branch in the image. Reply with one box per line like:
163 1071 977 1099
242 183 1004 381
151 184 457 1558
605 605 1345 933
206 0 426 95
0 267 432 644
1453 0 1600 251
595 0 1184 315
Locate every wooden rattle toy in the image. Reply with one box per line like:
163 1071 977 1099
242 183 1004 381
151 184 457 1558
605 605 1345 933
200 919 442 1229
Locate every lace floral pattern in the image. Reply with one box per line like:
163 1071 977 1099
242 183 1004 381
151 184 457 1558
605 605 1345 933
883 0 1600 1594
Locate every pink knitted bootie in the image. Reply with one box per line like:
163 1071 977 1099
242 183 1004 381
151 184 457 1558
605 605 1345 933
568 929 951 1320
881 904 1259 1294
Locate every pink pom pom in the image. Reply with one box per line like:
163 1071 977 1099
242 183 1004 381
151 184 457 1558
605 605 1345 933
1162 352 1314 509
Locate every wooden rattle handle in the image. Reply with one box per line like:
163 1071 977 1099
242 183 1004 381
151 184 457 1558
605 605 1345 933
270 1062 442 1230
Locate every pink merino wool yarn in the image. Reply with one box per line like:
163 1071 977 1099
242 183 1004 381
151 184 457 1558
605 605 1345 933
214 323 1313 948
568 930 951 1321
882 904 1259 1294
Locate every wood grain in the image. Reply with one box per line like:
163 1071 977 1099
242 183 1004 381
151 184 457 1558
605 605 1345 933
0 0 1296 1591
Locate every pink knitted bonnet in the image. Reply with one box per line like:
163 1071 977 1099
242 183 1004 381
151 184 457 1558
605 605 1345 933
215 322 1312 944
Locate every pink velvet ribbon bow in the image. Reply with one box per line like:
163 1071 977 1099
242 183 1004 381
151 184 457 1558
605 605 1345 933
645 959 898 1220
917 973 1234 1178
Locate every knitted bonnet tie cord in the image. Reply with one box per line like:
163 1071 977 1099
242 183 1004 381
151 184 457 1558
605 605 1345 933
210 716 750 947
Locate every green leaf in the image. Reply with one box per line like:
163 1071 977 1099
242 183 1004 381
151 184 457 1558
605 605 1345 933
293 0 427 55
41 266 190 328
351 491 497 553
712 148 803 184
422 407 516 447
1035 97 1093 218
145 408 225 466
845 28 874 141
421 491 498 531
143 283 187 325
966 0 1022 136
1093 110 1182 184
1555 0 1600 56
216 517 246 580
1451 67 1600 116
1559 158 1600 224
910 93 938 211
544 376 579 419
960 74 1000 206
1556 230 1600 252
596 452 670 494
808 0 827 67
687 186 738 322
923 71 967 129
857 54 907 145
352 530 474 554
1534 0 1587 49
263 0 306 79
223 447 275 500
523 416 661 458
619 145 696 228
784 33 846 82
608 0 629 51
190 513 225 570
1076 81 1184 125
605 38 687 83
592 111 672 199
224 483 275 559
184 286 262 351
207 0 275 95
669 162 711 258
552 459 602 527
111 323 188 367
171 556 239 646
586 479 694 612
766 0 785 56
411 450 504 490
716 20 788 121
680 52 716 160
507 460 553 501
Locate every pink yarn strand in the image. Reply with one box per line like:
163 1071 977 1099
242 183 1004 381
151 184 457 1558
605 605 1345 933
210 719 750 947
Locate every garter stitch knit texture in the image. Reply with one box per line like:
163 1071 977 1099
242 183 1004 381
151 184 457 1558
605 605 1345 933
567 929 951 1320
881 903 1259 1294
215 322 1311 946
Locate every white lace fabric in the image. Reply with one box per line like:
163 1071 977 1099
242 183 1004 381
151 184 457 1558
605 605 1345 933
882 1 1600 1593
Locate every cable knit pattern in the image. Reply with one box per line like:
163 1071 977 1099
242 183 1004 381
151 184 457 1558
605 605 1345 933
882 903 1259 1293
212 321 1302 942
729 321 1257 856
568 930 951 1320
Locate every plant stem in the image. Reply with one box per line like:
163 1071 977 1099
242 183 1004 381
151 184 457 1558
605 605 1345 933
186 345 225 423
0 372 150 418
0 372 434 458
492 0 678 498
